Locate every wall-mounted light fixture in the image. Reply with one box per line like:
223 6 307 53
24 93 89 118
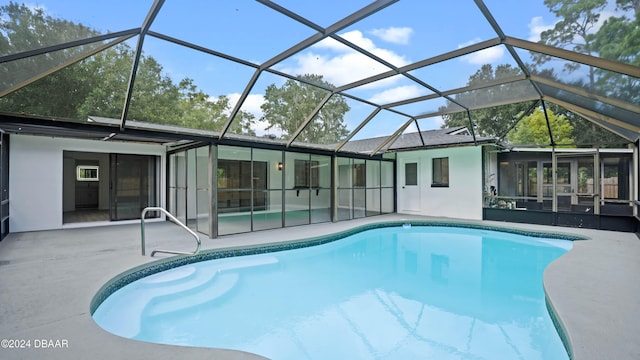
277 162 283 171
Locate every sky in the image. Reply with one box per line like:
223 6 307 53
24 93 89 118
12 0 630 141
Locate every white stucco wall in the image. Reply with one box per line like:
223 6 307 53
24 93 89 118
9 134 166 232
396 146 484 220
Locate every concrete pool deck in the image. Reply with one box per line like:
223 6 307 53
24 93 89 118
0 214 638 359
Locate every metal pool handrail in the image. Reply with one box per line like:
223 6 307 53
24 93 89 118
140 207 201 257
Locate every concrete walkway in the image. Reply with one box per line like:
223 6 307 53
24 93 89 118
0 215 638 359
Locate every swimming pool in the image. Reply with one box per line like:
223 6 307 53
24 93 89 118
92 224 574 360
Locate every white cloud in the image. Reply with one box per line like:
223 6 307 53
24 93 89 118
368 85 425 104
458 38 504 64
277 30 410 88
227 93 264 118
369 26 413 45
528 16 555 41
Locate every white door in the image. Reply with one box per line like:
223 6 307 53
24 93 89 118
399 159 421 213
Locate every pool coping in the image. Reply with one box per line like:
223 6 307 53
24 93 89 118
90 219 588 359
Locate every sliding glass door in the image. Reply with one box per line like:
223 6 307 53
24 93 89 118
110 154 157 221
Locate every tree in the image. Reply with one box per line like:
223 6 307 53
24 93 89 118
0 2 100 118
534 0 607 88
616 0 640 13
0 2 254 134
591 2 640 104
534 0 638 147
261 74 350 143
545 102 629 147
506 108 574 146
440 64 532 138
174 80 255 135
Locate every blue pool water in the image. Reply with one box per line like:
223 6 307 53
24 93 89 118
93 226 572 360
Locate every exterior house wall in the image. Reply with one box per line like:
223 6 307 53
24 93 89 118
396 146 483 220
9 134 166 232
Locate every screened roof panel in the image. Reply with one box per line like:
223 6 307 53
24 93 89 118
223 70 284 141
225 71 333 142
0 39 117 96
1 1 638 153
465 101 538 139
482 0 554 41
337 0 498 64
0 38 137 120
269 0 373 28
503 103 634 148
389 97 454 123
416 116 449 133
0 0 152 57
341 74 434 107
517 48 638 101
293 96 379 149
272 36 393 88
454 80 539 110
572 111 637 143
487 0 639 68
148 0 315 64
407 45 524 93
125 37 259 133
537 82 640 131
349 108 410 142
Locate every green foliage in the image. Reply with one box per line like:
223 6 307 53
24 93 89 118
440 64 532 137
260 74 349 143
533 0 637 147
0 2 100 118
615 0 640 13
535 0 639 101
0 2 254 134
591 8 640 104
537 0 606 57
0 2 99 55
506 108 574 146
532 0 607 91
545 102 628 147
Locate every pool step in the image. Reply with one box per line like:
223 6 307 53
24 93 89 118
143 256 279 317
145 272 239 317
139 266 197 286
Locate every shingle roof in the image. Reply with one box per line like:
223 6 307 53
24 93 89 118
341 127 496 153
86 117 495 153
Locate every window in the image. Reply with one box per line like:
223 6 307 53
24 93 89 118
353 163 366 187
294 159 319 188
76 165 99 181
405 162 417 186
432 157 449 187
